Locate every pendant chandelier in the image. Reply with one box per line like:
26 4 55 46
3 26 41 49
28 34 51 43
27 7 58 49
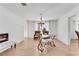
39 13 45 24
38 13 45 30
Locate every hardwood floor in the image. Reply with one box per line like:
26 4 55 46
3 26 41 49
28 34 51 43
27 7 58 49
0 38 79 56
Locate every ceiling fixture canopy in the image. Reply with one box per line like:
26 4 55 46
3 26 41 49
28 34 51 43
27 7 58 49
38 13 46 30
21 3 27 6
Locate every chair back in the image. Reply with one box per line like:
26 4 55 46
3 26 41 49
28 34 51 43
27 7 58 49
75 31 79 38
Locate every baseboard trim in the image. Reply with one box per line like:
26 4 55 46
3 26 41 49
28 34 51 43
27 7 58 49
16 39 25 45
55 38 68 47
24 37 33 40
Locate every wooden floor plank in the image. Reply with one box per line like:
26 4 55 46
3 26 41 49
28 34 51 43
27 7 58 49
0 39 79 56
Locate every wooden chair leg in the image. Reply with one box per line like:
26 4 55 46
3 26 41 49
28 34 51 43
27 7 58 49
50 41 56 47
37 42 44 53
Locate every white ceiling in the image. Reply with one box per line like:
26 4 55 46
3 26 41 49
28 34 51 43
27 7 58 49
0 3 79 21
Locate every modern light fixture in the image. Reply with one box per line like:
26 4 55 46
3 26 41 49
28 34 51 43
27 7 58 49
39 13 45 24
38 13 45 30
21 3 27 6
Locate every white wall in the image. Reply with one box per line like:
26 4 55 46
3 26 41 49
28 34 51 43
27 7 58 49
58 6 79 44
68 16 77 40
58 16 69 44
0 6 24 44
75 15 79 31
26 21 35 38
49 20 58 36
24 20 28 38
